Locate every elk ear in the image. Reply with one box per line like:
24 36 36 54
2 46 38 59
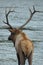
9 29 15 33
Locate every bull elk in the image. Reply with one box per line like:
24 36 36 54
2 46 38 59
3 6 41 65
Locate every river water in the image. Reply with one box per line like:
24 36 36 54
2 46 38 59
0 0 43 65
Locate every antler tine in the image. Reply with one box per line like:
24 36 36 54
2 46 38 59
3 9 15 29
19 6 41 29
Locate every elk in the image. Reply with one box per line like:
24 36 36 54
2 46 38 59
3 6 40 65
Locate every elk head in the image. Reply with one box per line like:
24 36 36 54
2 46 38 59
8 29 15 41
8 28 21 43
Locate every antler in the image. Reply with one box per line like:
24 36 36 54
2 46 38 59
3 6 43 30
19 6 42 29
3 9 15 29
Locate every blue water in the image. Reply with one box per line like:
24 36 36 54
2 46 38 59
0 0 43 65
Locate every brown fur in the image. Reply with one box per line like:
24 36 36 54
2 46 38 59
21 32 28 40
8 29 34 65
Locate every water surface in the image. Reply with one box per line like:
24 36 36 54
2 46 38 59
0 0 43 65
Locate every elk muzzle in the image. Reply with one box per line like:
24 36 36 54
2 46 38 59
8 36 11 40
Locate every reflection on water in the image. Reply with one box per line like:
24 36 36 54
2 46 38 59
0 0 43 65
